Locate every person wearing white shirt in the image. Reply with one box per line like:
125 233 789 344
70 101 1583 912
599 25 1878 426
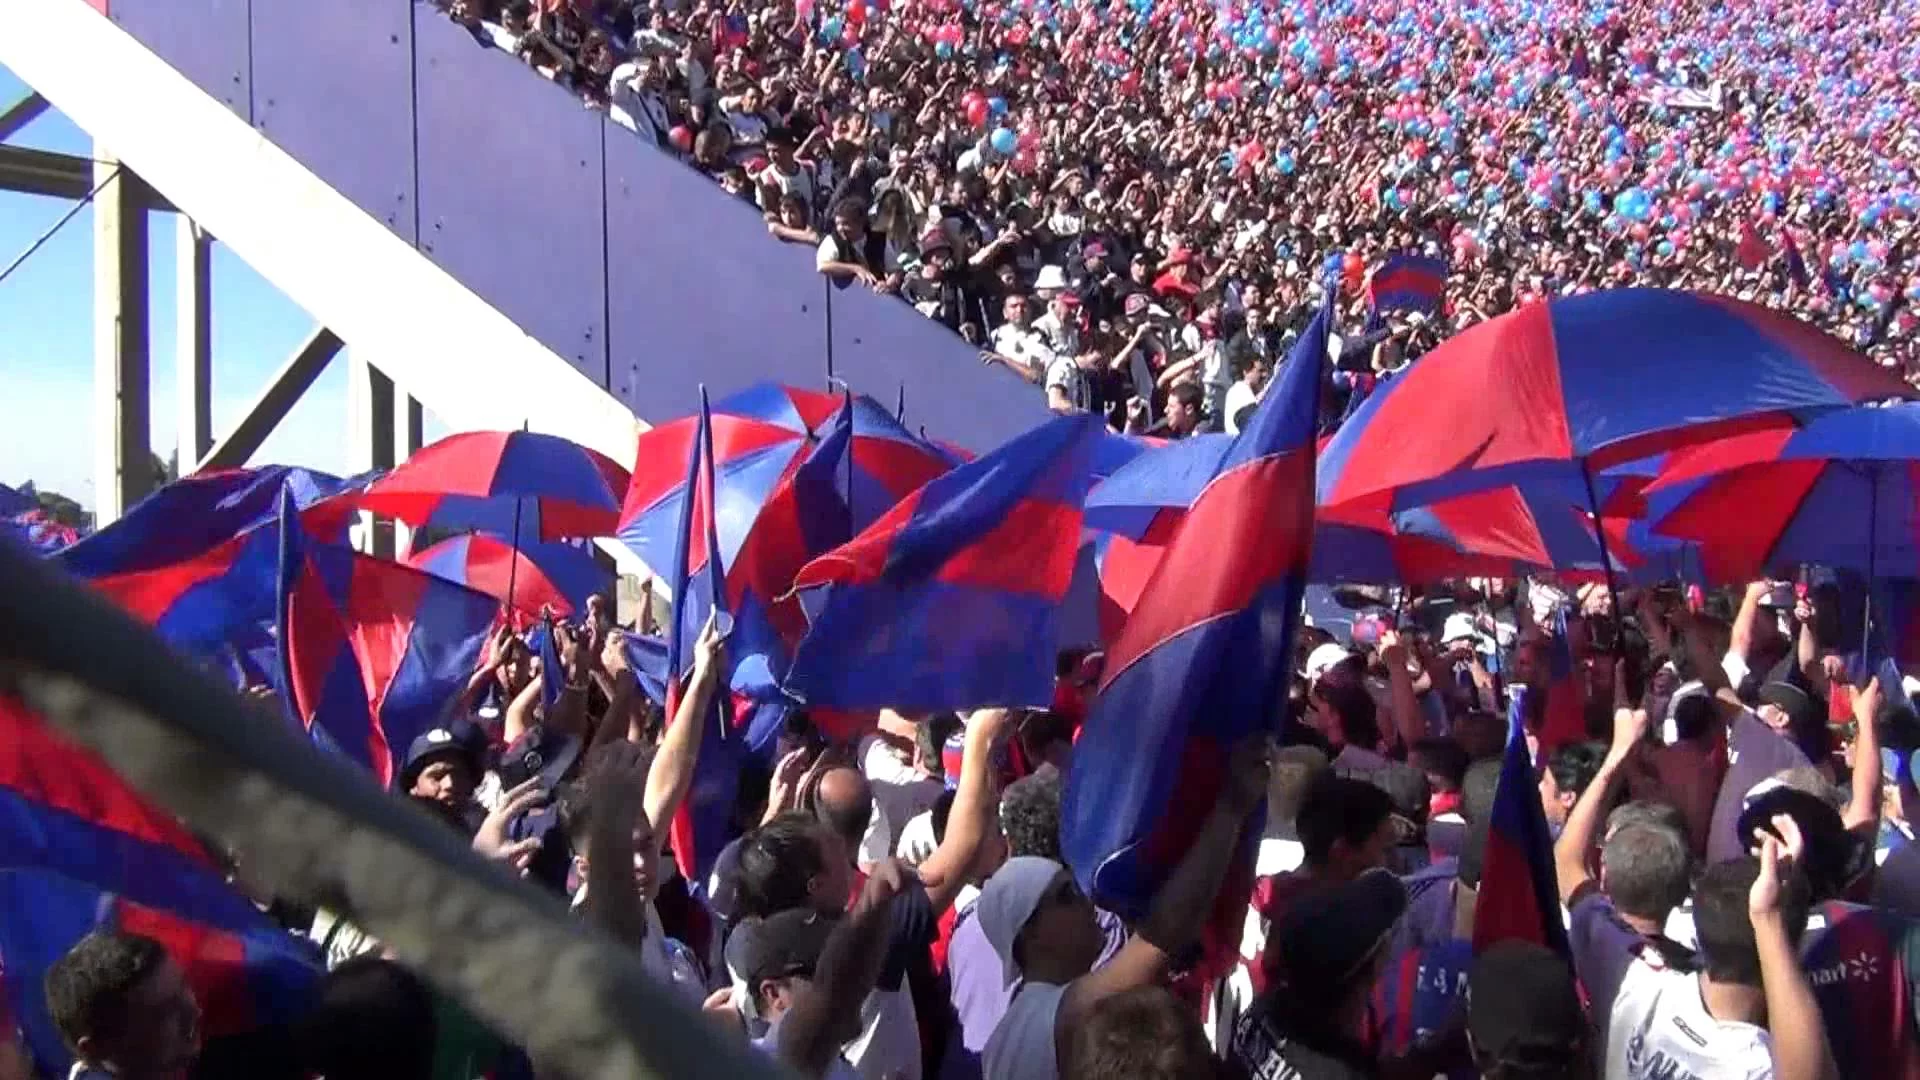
983 295 1058 386
1557 702 1836 1080
608 58 672 145
1223 352 1272 435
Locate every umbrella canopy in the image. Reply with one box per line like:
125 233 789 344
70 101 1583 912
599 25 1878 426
407 534 611 618
713 382 963 508
1647 403 1920 582
357 431 629 541
617 383 962 577
1088 436 1627 583
1317 289 1913 509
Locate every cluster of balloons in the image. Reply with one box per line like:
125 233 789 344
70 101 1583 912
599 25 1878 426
961 88 1009 129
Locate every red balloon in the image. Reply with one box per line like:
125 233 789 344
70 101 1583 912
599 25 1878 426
1341 252 1365 290
847 0 868 22
668 126 693 153
965 98 989 127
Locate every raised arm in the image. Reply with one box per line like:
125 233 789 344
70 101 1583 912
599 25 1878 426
503 672 544 745
914 707 1014 913
1379 629 1424 752
1058 737 1268 1052
1730 580 1769 671
1842 678 1884 832
588 629 639 755
642 615 726 858
1675 606 1748 728
777 860 905 1077
1749 816 1840 1080
458 624 516 715
1555 703 1649 904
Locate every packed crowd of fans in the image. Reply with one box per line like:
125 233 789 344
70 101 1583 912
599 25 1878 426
41 574 1920 1080
434 0 1919 435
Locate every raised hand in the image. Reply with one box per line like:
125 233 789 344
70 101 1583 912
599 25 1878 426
472 777 547 876
601 627 631 680
1749 813 1805 918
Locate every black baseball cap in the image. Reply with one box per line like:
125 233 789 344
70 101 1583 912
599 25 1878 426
1276 868 1407 990
727 908 839 986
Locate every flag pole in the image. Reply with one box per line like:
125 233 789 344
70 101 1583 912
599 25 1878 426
504 419 530 624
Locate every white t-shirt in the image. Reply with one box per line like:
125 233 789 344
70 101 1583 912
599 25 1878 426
861 737 944 834
983 981 1066 1080
1223 379 1260 434
1605 961 1774 1080
607 65 670 142
1044 355 1093 412
727 110 770 150
992 323 1058 374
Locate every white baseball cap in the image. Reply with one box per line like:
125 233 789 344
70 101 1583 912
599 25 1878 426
1304 643 1359 685
1441 612 1481 646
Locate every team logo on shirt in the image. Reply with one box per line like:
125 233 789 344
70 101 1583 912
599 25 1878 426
1808 949 1880 986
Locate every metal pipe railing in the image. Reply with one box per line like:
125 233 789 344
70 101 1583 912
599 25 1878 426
0 538 785 1080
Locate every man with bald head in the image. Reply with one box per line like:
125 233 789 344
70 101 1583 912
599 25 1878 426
815 767 876 879
732 710 1014 1079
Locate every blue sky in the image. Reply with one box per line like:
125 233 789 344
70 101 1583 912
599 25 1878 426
0 65 445 510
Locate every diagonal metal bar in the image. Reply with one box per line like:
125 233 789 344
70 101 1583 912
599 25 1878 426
195 326 344 472
0 92 48 143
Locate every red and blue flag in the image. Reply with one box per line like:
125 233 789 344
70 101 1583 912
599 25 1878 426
1535 607 1587 753
67 467 362 658
782 413 1107 713
1471 695 1571 958
275 490 500 788
0 696 319 1078
661 390 749 884
1059 294 1329 974
1367 252 1448 321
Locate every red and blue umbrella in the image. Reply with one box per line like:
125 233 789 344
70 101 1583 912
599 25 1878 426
406 533 611 618
617 382 958 578
1647 403 1920 583
1318 289 1914 512
1088 436 1630 584
356 431 629 541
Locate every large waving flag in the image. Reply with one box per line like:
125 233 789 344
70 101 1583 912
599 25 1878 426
1535 607 1587 753
275 490 500 787
1472 695 1572 958
662 390 747 883
720 394 864 718
782 413 1107 713
0 696 319 1077
1367 252 1448 323
1060 294 1329 967
62 466 359 580
68 467 363 658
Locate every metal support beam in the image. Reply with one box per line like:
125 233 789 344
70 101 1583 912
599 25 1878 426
0 93 49 143
401 394 424 460
176 217 213 467
0 144 172 209
349 354 397 558
196 326 343 473
390 389 426 555
92 152 151 525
